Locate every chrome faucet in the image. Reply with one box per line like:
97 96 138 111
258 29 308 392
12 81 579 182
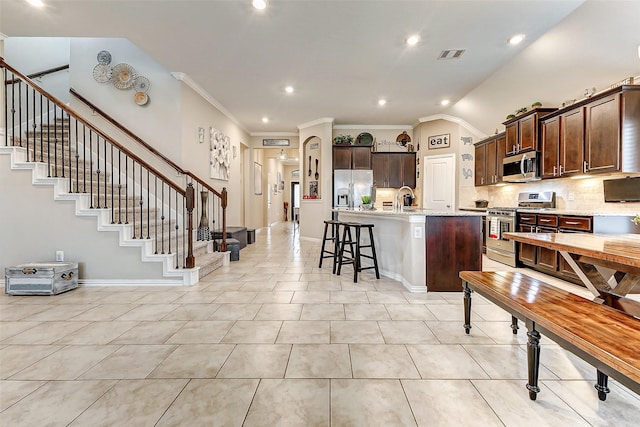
395 186 415 211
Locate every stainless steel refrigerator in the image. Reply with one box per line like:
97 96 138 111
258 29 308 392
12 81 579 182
333 169 374 209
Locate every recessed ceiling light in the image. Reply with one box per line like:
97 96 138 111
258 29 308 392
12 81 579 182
285 86 294 94
440 99 450 106
252 0 267 10
406 35 420 46
26 0 45 7
378 99 387 106
262 117 269 123
508 34 525 45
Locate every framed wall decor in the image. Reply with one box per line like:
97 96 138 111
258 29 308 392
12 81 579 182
263 138 290 146
254 162 262 195
428 133 450 149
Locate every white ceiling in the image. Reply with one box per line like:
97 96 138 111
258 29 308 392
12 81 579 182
2 0 639 136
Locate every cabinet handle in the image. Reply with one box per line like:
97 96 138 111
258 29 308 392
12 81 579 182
539 219 552 222
512 144 516 153
583 161 588 173
565 221 581 225
481 177 484 184
520 216 533 221
559 164 564 176
552 165 556 176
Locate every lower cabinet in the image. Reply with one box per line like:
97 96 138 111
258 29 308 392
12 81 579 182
517 213 593 285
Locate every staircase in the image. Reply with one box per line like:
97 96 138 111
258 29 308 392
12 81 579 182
1 59 227 286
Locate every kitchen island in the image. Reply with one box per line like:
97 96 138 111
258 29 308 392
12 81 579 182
334 209 484 292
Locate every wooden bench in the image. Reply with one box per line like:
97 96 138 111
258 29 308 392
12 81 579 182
459 270 640 402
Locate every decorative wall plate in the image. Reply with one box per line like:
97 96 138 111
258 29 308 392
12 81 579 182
355 132 373 146
97 50 112 65
111 63 137 90
134 91 149 106
92 64 112 83
133 76 150 93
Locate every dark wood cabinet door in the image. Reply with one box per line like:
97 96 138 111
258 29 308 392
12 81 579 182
559 253 580 281
586 94 620 174
474 143 486 186
372 154 387 187
401 153 416 188
496 133 506 181
351 146 372 169
333 147 352 170
518 224 536 265
541 116 560 179
505 123 518 156
561 108 585 175
387 154 403 188
519 114 536 152
486 138 497 184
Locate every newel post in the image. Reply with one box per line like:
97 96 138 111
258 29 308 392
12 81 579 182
185 182 195 268
221 187 228 252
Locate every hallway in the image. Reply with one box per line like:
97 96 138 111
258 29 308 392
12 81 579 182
1 222 639 426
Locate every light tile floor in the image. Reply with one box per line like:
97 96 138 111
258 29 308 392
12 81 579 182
1 222 639 426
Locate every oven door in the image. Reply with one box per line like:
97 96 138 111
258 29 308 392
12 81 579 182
486 215 516 253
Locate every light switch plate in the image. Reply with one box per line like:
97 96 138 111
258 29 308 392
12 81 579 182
414 226 423 239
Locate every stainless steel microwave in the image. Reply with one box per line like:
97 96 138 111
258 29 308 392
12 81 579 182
502 151 540 182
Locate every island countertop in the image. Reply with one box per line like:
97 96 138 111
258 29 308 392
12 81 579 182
332 208 485 217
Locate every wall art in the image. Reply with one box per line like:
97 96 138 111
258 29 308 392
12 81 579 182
427 133 450 149
92 50 151 106
210 127 230 180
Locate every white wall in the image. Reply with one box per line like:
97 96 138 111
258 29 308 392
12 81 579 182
69 38 182 164
4 37 71 103
178 82 250 227
0 156 166 281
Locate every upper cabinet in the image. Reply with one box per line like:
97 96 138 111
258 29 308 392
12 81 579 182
332 146 372 170
503 108 557 156
474 133 505 186
372 152 416 188
540 85 640 178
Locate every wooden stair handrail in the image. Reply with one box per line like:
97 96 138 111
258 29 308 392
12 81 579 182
1 58 185 196
5 64 70 85
69 87 224 200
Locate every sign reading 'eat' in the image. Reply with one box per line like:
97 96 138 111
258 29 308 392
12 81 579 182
428 134 450 149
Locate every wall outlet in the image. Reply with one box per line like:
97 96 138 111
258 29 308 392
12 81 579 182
568 191 575 201
414 226 423 239
55 251 64 262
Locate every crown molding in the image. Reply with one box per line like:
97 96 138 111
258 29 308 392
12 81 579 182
333 124 413 130
417 114 486 138
297 117 334 130
171 71 250 135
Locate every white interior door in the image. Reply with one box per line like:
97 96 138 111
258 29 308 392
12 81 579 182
423 154 455 211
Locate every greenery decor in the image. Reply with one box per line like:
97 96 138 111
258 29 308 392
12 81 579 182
333 134 353 145
361 195 372 205
531 101 542 108
633 213 640 226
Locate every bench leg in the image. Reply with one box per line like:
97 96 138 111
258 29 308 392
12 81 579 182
525 321 541 401
463 282 472 334
595 370 610 401
511 316 519 335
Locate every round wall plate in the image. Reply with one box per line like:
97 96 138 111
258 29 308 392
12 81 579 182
97 50 112 65
92 64 112 83
134 91 149 106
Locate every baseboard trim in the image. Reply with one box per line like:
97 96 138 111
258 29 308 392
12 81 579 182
80 279 189 287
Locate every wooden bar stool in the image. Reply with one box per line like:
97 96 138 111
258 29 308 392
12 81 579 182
336 222 380 283
319 219 342 273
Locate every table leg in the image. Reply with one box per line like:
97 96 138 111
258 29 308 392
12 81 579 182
463 282 472 334
559 251 608 298
595 370 610 401
511 316 519 335
525 320 541 401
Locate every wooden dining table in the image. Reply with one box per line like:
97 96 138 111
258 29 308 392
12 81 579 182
503 232 640 311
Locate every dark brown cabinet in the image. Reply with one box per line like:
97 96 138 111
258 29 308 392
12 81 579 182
585 93 621 174
372 152 416 188
517 212 593 284
542 109 585 179
332 146 372 170
474 133 505 186
504 108 557 156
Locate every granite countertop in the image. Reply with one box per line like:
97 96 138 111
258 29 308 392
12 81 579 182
333 208 485 217
515 208 637 217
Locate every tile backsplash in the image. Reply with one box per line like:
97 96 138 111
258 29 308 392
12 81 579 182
487 175 640 213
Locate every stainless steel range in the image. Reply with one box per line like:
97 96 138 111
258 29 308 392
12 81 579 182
486 192 555 267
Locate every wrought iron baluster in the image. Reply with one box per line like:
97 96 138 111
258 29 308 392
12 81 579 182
125 156 129 224
89 130 94 207
117 150 122 224
139 163 144 240
154 176 158 254
46 99 51 176
39 93 44 162
53 105 58 176
110 144 115 223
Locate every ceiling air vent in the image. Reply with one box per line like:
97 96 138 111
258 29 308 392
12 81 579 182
438 49 465 60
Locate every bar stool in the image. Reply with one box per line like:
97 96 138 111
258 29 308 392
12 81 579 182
319 219 342 273
336 222 380 283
